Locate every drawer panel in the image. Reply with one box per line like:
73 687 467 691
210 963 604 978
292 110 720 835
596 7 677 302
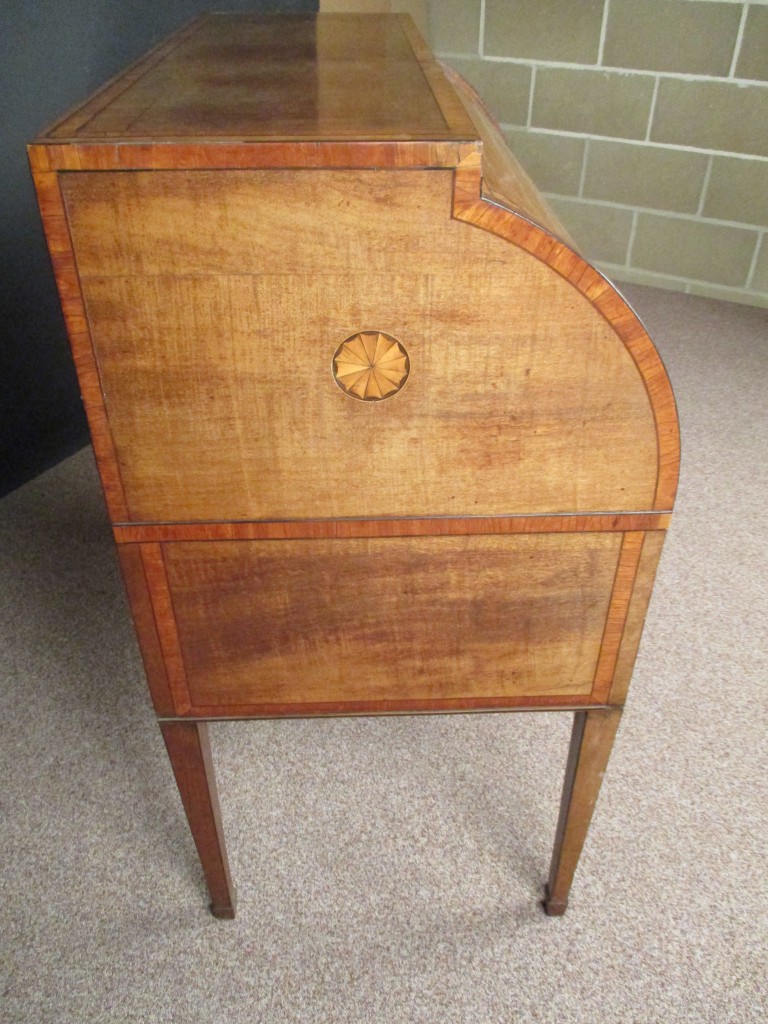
64 169 659 522
161 533 622 710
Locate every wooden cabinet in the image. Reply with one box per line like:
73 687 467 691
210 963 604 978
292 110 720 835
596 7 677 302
30 12 679 918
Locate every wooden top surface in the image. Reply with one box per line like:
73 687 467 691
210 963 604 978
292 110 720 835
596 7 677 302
39 13 478 146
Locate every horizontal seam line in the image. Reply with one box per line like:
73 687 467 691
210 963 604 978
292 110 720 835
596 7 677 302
437 50 768 86
544 193 767 231
500 125 768 161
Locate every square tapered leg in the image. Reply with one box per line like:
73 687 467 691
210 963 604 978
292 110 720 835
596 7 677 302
160 721 236 919
544 707 622 916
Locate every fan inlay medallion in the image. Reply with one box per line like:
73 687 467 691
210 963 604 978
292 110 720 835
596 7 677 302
333 331 410 402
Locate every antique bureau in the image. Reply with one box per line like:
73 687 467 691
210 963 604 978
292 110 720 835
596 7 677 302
30 12 679 919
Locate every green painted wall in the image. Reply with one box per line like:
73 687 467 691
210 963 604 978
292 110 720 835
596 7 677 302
430 0 768 308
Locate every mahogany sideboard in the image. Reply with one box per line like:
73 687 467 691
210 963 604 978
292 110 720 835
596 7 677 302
30 12 679 919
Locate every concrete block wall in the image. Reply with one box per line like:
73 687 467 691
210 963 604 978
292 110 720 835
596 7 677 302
429 0 768 308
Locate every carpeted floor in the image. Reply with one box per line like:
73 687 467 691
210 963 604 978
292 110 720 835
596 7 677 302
1 284 766 1023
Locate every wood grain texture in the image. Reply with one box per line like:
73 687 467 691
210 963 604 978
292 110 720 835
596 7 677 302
38 15 206 141
28 140 477 173
113 513 670 544
591 531 646 703
116 546 174 715
161 533 622 710
40 13 475 144
609 531 667 705
544 707 622 915
64 169 660 522
160 721 236 918
30 11 679 920
138 545 191 715
29 171 128 521
452 159 680 512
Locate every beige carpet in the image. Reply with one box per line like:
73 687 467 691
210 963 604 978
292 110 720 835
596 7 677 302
1 284 766 1023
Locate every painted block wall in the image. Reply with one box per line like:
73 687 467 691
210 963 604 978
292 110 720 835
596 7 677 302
430 0 768 308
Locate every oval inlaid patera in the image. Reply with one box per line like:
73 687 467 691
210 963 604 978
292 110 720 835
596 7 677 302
333 331 410 402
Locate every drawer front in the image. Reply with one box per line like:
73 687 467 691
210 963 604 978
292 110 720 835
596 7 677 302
63 169 659 523
158 532 622 712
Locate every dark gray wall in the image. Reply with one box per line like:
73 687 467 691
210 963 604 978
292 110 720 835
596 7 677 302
1 0 318 498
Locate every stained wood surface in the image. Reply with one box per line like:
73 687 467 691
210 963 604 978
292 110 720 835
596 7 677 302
113 513 670 544
452 159 680 512
28 16 681 527
545 708 622 915
28 139 475 173
39 14 475 144
609 531 667 704
591 532 646 702
161 533 621 709
139 544 193 715
30 13 680 921
30 172 128 521
116 546 174 715
64 168 661 522
160 722 236 917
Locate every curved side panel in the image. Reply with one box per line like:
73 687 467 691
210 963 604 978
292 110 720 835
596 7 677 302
64 166 671 521
453 159 680 512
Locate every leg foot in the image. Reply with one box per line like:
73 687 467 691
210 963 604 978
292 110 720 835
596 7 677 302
542 884 567 916
210 900 237 920
160 721 236 919
544 708 622 915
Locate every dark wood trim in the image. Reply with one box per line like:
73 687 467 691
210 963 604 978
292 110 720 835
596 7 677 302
609 531 667 704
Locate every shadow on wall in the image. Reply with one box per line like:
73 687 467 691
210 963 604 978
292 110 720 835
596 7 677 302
0 0 318 500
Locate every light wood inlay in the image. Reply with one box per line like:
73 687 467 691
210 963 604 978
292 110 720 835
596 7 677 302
333 331 410 401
